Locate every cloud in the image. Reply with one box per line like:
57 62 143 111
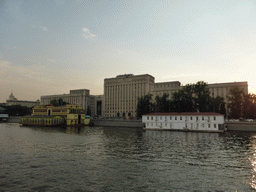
82 28 97 39
47 59 55 63
0 59 41 81
30 23 48 31
39 25 48 31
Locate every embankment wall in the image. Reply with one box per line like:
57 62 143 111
225 122 256 132
92 119 144 128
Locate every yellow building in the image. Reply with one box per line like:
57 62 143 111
20 104 90 126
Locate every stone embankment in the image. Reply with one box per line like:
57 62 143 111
92 119 144 128
6 116 20 123
225 122 256 132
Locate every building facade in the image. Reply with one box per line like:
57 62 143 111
6 93 40 108
104 74 248 118
142 112 225 132
104 74 155 118
40 89 103 117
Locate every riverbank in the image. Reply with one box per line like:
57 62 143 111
5 117 256 132
92 119 144 128
225 122 256 132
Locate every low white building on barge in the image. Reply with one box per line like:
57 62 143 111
142 112 225 132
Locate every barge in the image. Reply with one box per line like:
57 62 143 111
20 104 91 126
142 112 225 132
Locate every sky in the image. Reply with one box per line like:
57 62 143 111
1 0 256 103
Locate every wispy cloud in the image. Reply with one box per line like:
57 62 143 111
82 28 97 39
30 23 48 31
39 25 48 31
47 59 55 63
0 60 40 79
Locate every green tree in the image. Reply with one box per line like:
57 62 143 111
209 96 226 115
227 87 244 119
193 81 211 112
154 93 170 112
243 93 256 119
136 94 154 119
5 105 32 116
50 98 69 106
172 86 195 112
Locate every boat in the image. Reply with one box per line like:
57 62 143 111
142 112 225 132
20 104 91 126
0 114 9 122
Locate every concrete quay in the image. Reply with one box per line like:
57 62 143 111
92 119 144 128
225 122 256 132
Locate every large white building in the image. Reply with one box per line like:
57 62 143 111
104 74 248 118
104 74 155 118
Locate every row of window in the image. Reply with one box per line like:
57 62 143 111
147 122 218 129
146 116 217 121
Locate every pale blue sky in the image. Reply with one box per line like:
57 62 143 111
1 0 256 102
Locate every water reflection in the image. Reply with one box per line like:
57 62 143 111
2 124 256 191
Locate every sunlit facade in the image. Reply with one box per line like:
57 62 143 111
103 74 248 117
104 74 155 118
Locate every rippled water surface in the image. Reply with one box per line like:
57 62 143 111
1 123 256 191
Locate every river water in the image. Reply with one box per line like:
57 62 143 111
1 123 256 191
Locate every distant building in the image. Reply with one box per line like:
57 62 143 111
40 89 103 117
104 74 248 118
6 92 40 108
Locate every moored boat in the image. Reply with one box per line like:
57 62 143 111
20 104 91 126
142 112 225 132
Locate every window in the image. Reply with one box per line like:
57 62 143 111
196 117 198 121
170 116 172 120
160 117 162 120
208 124 210 128
214 124 216 128
202 117 204 121
175 116 177 120
190 116 193 120
214 116 216 120
180 116 182 120
147 117 149 120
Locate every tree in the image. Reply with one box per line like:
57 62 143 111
172 87 195 112
193 81 211 112
210 96 226 115
5 105 32 116
136 94 154 119
227 87 244 119
154 93 170 112
243 93 256 119
50 98 69 106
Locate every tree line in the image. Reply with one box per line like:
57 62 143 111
136 81 256 119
